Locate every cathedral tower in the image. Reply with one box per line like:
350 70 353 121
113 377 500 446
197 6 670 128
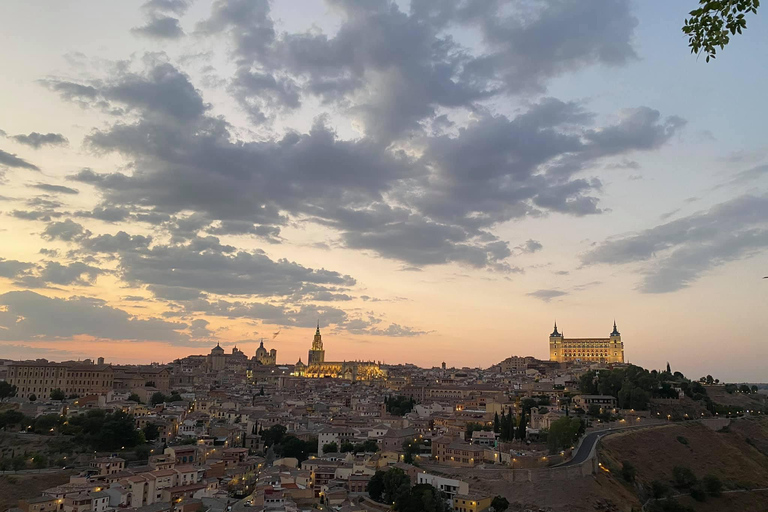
308 321 325 365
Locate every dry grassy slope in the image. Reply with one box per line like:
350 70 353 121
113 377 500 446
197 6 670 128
705 386 766 409
0 473 72 511
600 419 768 489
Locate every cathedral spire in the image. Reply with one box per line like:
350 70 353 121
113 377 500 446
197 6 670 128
611 320 620 336
551 321 561 337
316 319 320 336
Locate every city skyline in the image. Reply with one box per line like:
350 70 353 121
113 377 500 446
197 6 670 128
1 0 767 382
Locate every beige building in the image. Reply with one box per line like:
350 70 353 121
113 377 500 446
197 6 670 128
549 321 624 364
6 361 114 400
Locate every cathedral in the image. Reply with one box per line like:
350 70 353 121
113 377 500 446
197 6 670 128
293 323 387 381
549 321 625 364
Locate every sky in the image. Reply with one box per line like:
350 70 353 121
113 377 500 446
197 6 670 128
0 0 767 381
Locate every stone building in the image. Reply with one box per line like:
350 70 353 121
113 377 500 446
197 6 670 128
295 324 386 382
6 361 113 400
549 321 624 363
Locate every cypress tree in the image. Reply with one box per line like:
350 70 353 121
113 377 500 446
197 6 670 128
493 412 500 434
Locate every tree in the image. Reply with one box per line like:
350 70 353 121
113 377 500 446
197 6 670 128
491 496 509 512
340 441 354 453
396 483 448 512
323 442 338 453
150 392 167 406
386 395 416 416
516 409 527 441
682 0 760 62
702 474 723 497
666 362 671 374
50 389 66 401
621 461 637 483
368 467 411 505
672 466 697 489
0 382 17 401
280 435 315 462
261 424 287 447
751 385 759 394
143 422 160 441
367 471 386 502
493 412 500 434
128 393 142 403
353 439 380 453
32 454 48 469
11 456 26 472
28 394 37 402
382 468 412 505
547 417 581 453
739 384 751 394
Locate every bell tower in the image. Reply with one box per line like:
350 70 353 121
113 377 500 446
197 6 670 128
308 321 325 365
549 321 563 362
609 320 624 363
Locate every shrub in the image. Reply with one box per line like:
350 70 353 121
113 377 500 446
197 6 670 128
621 461 636 483
672 465 697 489
651 480 669 499
689 485 706 502
676 436 688 445
702 474 723 497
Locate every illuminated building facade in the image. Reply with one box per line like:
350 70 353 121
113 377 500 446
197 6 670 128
549 321 624 363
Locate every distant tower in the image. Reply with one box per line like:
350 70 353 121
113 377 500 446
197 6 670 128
549 321 563 362
97 357 105 366
609 320 624 363
441 361 446 371
308 321 325 365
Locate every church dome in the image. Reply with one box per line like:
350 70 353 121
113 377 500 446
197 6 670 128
211 342 225 355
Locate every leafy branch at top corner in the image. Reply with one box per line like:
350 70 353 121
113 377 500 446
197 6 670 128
682 0 760 62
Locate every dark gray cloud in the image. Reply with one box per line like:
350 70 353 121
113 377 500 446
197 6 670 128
0 290 189 342
527 289 568 302
75 205 132 222
583 194 768 293
42 219 90 242
11 132 69 149
29 183 79 195
199 0 638 142
518 239 543 254
48 63 681 271
37 261 105 286
38 3 677 275
132 0 193 39
142 0 193 15
0 149 40 171
132 16 185 39
0 258 33 279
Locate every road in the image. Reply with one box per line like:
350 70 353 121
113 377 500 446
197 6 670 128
557 424 660 468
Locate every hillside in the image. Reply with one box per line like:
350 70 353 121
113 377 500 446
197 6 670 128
599 418 768 511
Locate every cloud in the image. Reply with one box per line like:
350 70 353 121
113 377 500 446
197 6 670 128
527 289 568 302
517 239 543 254
36 261 105 286
198 0 638 142
11 132 69 149
42 219 90 242
132 16 185 39
29 183 79 195
582 194 768 293
0 290 190 342
0 258 34 279
142 0 193 15
722 163 768 187
0 149 40 171
62 66 678 270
